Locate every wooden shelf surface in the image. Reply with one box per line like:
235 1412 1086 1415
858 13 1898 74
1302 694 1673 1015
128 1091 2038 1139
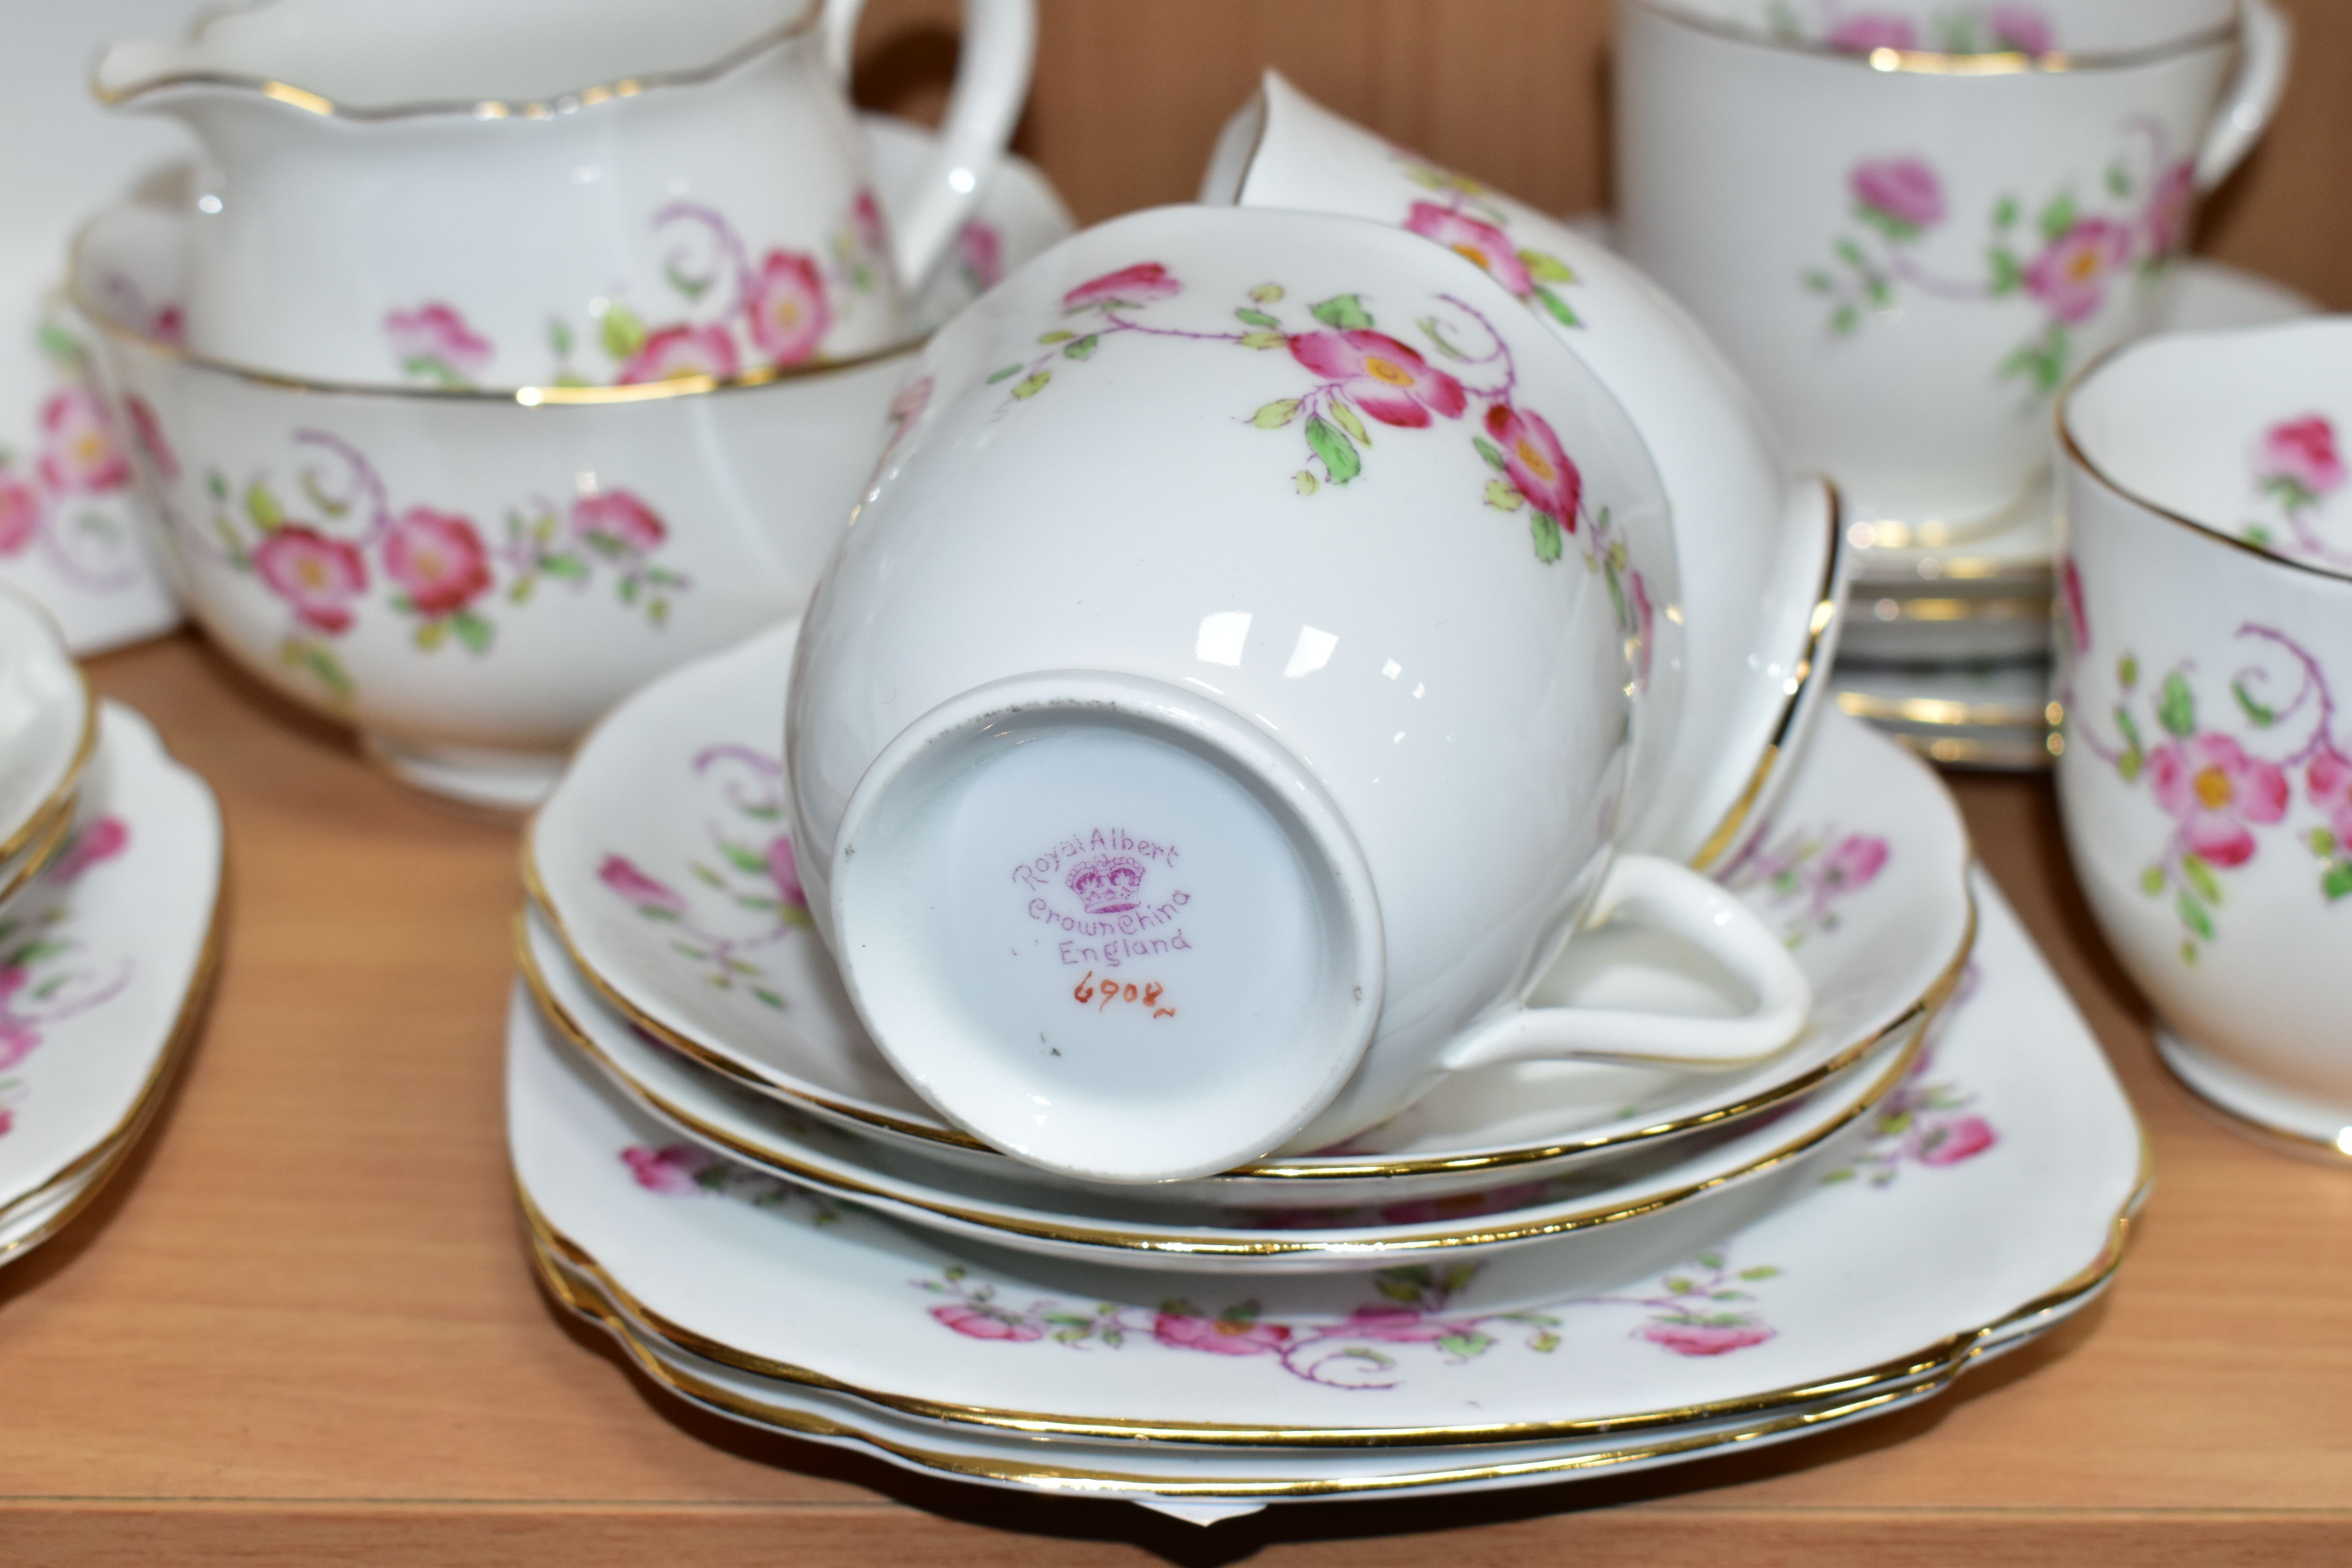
0 635 2339 1565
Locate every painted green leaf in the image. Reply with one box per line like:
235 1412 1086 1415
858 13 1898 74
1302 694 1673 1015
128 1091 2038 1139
599 301 648 362
1249 283 1285 304
2232 681 2275 726
549 318 575 357
1532 285 1581 328
1062 335 1100 360
1993 195 2020 229
1520 249 1576 284
2315 828 2341 858
720 840 770 875
1530 512 1563 563
1305 416 1361 484
36 319 85 368
1294 470 1319 496
1739 1266 1780 1281
2158 672 2196 738
1830 303 1861 336
1252 398 1302 429
2140 866 2166 896
1012 371 1052 399
1988 248 2024 296
1234 307 1281 329
413 619 446 652
1036 329 1074 344
1802 269 1835 294
2181 853 2221 904
1530 1330 1560 1352
451 610 494 654
540 553 589 580
1485 479 1525 512
2106 161 2132 197
1663 1276 1695 1296
2119 654 2139 688
245 481 285 531
2176 889 2214 942
2325 862 2352 902
1835 238 1868 270
1310 294 1373 330
2038 191 2078 243
986 364 1022 384
1436 1331 1494 1360
1330 399 1370 446
1472 435 1509 472
1238 330 1287 350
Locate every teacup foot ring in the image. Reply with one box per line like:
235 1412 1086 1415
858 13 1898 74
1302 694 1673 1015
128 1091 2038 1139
2153 1027 2352 1166
363 734 568 815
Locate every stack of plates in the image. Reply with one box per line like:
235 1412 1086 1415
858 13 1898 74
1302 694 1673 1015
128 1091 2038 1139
508 619 2146 1519
0 587 221 1268
1831 259 2321 771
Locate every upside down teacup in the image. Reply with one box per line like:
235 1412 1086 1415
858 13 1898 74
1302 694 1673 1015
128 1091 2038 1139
95 0 1035 387
1617 0 2289 543
1201 71 1846 870
785 206 1811 1184
2056 319 2352 1151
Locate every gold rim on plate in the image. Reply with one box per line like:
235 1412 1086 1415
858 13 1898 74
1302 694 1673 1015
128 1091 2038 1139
516 1121 2149 1454
0 874 224 1261
1688 479 1846 874
522 770 1977 1185
517 910 1950 1258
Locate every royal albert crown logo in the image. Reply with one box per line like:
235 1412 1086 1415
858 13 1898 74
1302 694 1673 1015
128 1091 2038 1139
1064 854 1145 914
1012 826 1194 969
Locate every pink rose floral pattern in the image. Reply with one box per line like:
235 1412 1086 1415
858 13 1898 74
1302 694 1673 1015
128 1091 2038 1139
1720 822 1893 947
620 1142 837 1223
388 193 889 389
596 744 811 1009
0 309 156 597
986 262 1652 656
2242 414 2352 573
1820 964 1999 1187
1762 2 2054 54
1389 154 1584 330
1806 119 2189 398
151 426 687 705
0 816 136 1142
904 1252 1779 1387
2067 610 2352 960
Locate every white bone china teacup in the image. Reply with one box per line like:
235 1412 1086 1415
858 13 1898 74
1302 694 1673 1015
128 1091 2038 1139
786 206 1811 1183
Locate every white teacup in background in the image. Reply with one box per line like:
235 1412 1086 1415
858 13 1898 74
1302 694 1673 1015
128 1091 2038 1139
2056 318 2352 1153
1617 0 2288 544
96 0 1035 387
786 206 1809 1184
1201 71 1846 872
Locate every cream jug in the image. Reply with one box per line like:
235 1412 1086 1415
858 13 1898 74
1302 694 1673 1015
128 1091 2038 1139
95 0 1034 388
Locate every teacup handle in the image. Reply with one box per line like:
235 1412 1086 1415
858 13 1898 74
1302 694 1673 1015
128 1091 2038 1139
825 0 1037 292
2194 0 2292 191
1437 855 1811 1074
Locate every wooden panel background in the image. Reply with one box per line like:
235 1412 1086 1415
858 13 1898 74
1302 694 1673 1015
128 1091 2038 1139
853 0 2352 309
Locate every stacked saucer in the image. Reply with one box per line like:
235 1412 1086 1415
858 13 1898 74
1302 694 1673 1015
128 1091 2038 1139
1830 259 2323 771
507 617 2145 1517
0 588 222 1268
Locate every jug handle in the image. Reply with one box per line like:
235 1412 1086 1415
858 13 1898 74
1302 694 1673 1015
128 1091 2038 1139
2194 0 2291 192
825 0 1037 293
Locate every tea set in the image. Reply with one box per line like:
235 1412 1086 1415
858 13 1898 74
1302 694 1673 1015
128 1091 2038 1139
0 0 2336 1523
